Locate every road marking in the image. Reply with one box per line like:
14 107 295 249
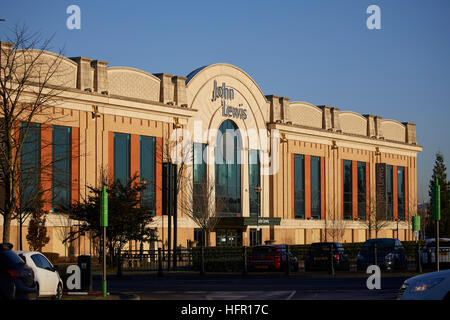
286 291 296 300
204 291 295 300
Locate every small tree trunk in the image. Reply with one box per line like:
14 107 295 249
2 215 11 243
19 218 23 250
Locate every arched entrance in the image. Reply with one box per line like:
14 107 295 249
215 119 242 216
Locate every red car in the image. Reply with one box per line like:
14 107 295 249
248 244 299 271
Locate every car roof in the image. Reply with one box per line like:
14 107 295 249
254 244 286 247
405 269 450 283
311 242 341 245
425 238 450 243
364 238 397 242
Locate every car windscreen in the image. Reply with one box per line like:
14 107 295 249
361 239 395 251
310 244 335 253
426 240 450 248
252 247 279 254
0 250 26 268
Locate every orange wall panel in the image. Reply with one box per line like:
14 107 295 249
366 162 370 220
320 157 325 220
340 159 344 219
405 166 409 221
108 132 114 180
291 154 295 219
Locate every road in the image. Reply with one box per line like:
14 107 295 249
92 272 408 300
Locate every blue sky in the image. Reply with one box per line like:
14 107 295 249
2 0 449 202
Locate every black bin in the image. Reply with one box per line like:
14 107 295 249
77 255 93 292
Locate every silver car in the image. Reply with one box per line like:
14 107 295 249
398 269 450 300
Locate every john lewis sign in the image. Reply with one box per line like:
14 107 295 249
212 80 247 120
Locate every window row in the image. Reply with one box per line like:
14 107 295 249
293 154 322 219
113 133 157 213
19 123 72 213
342 160 406 221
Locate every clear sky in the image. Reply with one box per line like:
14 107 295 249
2 0 449 202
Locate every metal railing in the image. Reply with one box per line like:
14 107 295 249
117 243 450 276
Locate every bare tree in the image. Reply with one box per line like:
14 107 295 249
361 199 390 239
326 218 347 243
0 25 72 243
179 176 223 247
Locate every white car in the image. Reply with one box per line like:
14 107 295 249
398 269 450 300
420 238 450 266
15 251 63 299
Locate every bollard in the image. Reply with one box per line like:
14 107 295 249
285 245 291 276
373 244 378 267
157 248 163 277
328 244 335 276
242 247 248 276
200 246 205 276
117 248 122 278
416 242 422 273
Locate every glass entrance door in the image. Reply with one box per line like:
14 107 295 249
216 229 243 247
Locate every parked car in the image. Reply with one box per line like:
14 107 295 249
0 243 37 300
420 238 450 269
356 238 407 271
304 242 350 272
398 269 450 300
248 244 299 271
15 251 63 299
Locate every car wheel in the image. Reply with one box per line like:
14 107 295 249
52 283 63 300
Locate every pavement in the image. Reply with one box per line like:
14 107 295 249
89 271 412 300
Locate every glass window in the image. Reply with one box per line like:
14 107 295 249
343 160 352 220
397 166 405 221
52 126 71 212
215 120 241 216
357 162 366 220
294 154 305 219
310 156 321 219
114 133 130 184
193 143 207 208
215 229 242 247
249 150 261 217
20 123 41 212
386 165 394 221
249 228 262 246
194 228 204 246
31 254 52 270
140 136 156 213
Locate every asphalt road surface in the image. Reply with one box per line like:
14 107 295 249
92 273 408 300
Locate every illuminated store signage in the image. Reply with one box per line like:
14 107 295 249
212 80 247 120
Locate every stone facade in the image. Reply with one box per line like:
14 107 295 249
0 46 422 256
